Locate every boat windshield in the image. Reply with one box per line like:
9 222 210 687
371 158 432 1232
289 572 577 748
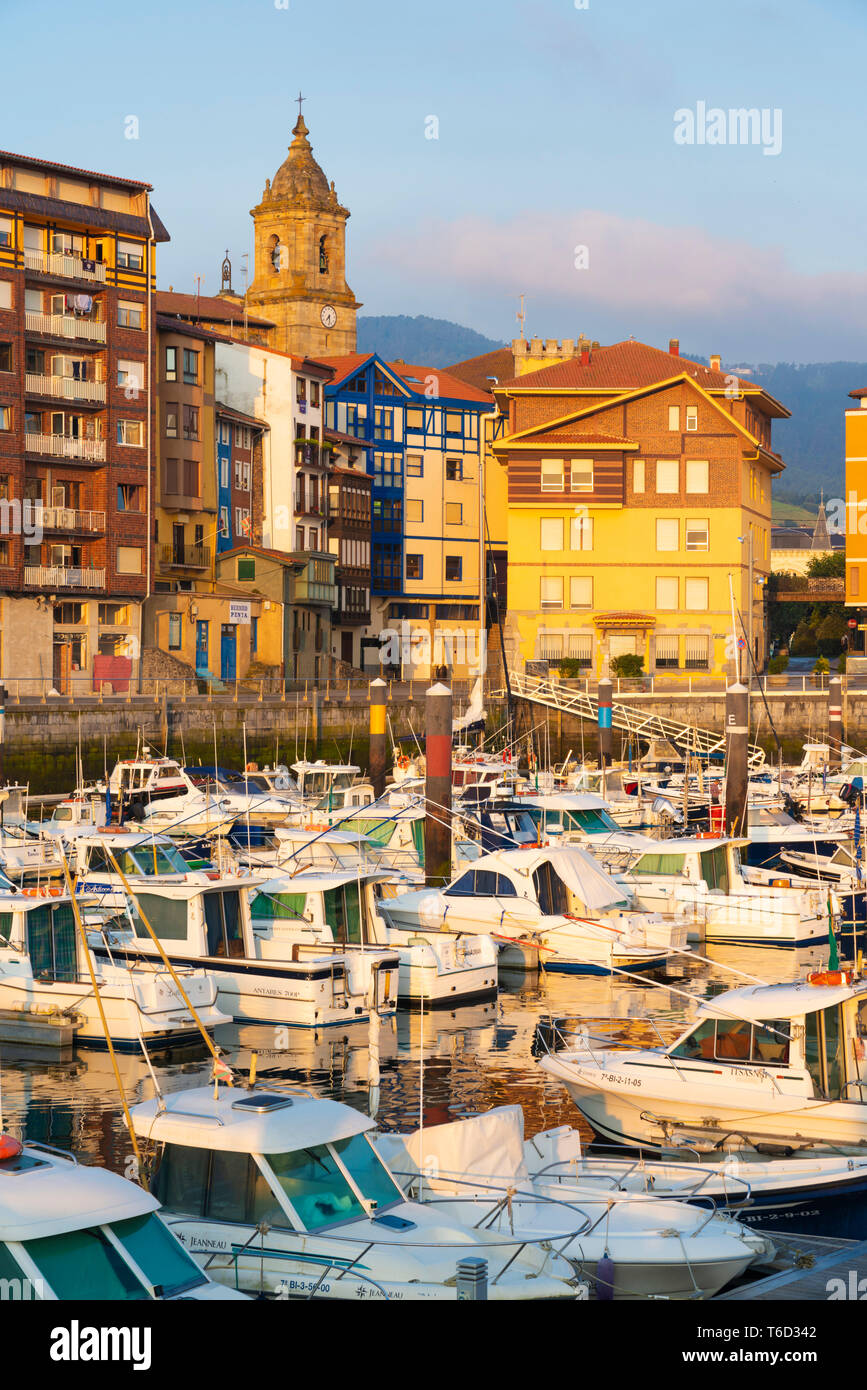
266 1144 366 1229
331 1133 403 1211
671 1016 791 1064
109 1212 207 1296
564 808 620 834
22 1227 150 1300
123 845 189 876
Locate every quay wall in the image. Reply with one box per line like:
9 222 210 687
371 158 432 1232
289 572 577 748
1 687 862 793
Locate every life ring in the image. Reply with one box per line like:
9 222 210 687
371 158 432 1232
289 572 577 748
396 755 410 771
0 1135 23 1161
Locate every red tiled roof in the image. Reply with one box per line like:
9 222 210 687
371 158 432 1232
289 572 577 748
316 353 494 403
314 353 376 386
504 429 635 448
325 428 373 448
217 543 302 566
155 291 275 328
214 400 269 430
500 340 750 393
0 148 153 190
446 347 515 392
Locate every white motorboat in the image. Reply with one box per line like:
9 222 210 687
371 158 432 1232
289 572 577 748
539 971 867 1149
94 873 399 1027
250 868 498 1007
0 1130 245 1300
371 1105 774 1299
132 1083 585 1300
593 835 839 948
0 886 229 1048
385 844 689 975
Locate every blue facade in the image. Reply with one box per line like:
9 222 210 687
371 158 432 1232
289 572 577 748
324 353 489 602
216 420 232 554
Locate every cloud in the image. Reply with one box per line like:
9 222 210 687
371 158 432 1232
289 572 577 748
361 209 867 361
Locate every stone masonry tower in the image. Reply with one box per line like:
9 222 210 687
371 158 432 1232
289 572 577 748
247 107 360 356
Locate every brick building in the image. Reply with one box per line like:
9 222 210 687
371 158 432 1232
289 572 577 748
0 148 169 693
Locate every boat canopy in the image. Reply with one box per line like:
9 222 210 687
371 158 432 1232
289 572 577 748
374 1105 529 1187
697 980 867 1023
483 846 629 912
0 1151 158 1243
131 1086 374 1154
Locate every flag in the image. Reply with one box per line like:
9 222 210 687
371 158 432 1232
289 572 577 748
828 892 840 971
212 1056 234 1087
240 513 251 536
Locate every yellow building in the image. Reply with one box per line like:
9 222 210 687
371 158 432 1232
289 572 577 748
845 389 867 616
491 338 789 680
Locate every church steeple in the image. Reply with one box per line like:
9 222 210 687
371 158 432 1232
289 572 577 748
246 101 360 356
811 490 831 550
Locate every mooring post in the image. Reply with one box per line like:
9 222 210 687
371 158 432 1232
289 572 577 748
455 1257 488 1301
828 674 843 770
597 676 612 769
369 677 387 797
425 682 453 887
724 681 749 836
0 682 6 788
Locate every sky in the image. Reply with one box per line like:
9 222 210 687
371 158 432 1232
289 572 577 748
3 0 865 363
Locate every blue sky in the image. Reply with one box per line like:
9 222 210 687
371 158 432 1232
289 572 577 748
3 0 865 361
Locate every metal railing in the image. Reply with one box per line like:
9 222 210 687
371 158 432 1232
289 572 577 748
23 249 106 283
25 372 105 403
157 543 211 569
23 565 105 589
40 506 105 532
24 432 106 462
25 311 106 342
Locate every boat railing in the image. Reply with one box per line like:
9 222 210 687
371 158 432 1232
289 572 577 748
528 1156 753 1207
841 1079 867 1102
24 1140 79 1165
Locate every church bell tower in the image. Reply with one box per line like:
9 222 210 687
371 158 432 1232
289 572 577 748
247 99 360 357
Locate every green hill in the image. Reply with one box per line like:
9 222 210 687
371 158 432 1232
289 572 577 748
357 315 504 367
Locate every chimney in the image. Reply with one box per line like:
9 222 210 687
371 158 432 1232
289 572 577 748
580 345 590 366
710 354 721 371
669 338 680 356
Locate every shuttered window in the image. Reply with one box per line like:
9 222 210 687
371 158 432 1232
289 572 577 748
685 635 710 669
655 635 680 669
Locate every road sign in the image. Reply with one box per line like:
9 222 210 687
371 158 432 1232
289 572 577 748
849 619 858 628
737 637 747 650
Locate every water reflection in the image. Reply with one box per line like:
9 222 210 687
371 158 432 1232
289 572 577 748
0 942 840 1176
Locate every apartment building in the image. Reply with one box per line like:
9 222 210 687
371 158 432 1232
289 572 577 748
216 402 267 554
325 430 372 668
492 338 789 679
0 148 169 692
322 353 492 678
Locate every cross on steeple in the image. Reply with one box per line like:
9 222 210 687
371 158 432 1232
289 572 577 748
296 91 306 121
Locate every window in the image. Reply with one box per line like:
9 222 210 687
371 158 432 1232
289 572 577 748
220 506 229 538
182 459 199 496
656 459 679 493
117 300 143 329
183 349 199 384
406 408 424 431
99 603 129 625
445 411 462 436
668 405 680 431
567 632 593 666
0 406 11 431
541 458 564 491
168 613 182 650
851 566 861 598
234 460 251 490
117 546 142 574
445 458 462 481
0 217 11 248
685 518 709 551
117 359 143 392
633 459 645 493
656 518 679 551
445 502 462 525
570 459 593 492
374 407 393 441
117 484 143 511
686 459 708 493
541 576 564 610
406 454 423 477
182 405 199 440
165 405 178 438
686 405 698 431
164 346 177 381
570 515 593 550
655 634 679 670
540 518 563 551
685 577 709 611
54 602 84 625
235 425 252 449
406 499 423 523
0 342 12 373
203 891 244 959
238 558 255 580
117 420 143 446
117 239 144 270
656 576 678 610
445 555 462 581
570 576 593 608
0 282 10 310
685 634 710 670
406 554 422 580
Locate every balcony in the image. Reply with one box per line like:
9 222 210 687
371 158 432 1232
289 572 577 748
40 507 105 533
24 565 105 590
25 311 106 344
25 433 106 463
24 249 107 284
293 554 336 606
158 543 211 570
25 373 106 405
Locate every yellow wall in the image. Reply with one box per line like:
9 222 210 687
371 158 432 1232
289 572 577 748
145 592 283 676
846 406 867 604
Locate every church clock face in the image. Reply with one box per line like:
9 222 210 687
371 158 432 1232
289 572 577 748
320 304 337 329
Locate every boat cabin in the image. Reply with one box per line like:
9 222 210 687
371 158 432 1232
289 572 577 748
0 891 81 983
107 755 192 803
292 761 362 801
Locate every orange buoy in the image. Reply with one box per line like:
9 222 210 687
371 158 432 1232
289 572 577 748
0 1135 23 1161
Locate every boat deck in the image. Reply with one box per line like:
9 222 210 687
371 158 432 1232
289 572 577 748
716 1233 867 1300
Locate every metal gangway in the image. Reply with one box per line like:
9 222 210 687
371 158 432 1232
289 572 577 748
504 669 766 769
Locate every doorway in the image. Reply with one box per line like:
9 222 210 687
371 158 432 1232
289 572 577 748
220 624 237 682
195 621 209 678
341 631 354 666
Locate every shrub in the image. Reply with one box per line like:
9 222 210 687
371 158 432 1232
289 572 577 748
768 654 789 674
839 652 847 673
813 655 830 676
815 610 848 657
610 653 644 678
557 658 586 679
790 619 817 657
